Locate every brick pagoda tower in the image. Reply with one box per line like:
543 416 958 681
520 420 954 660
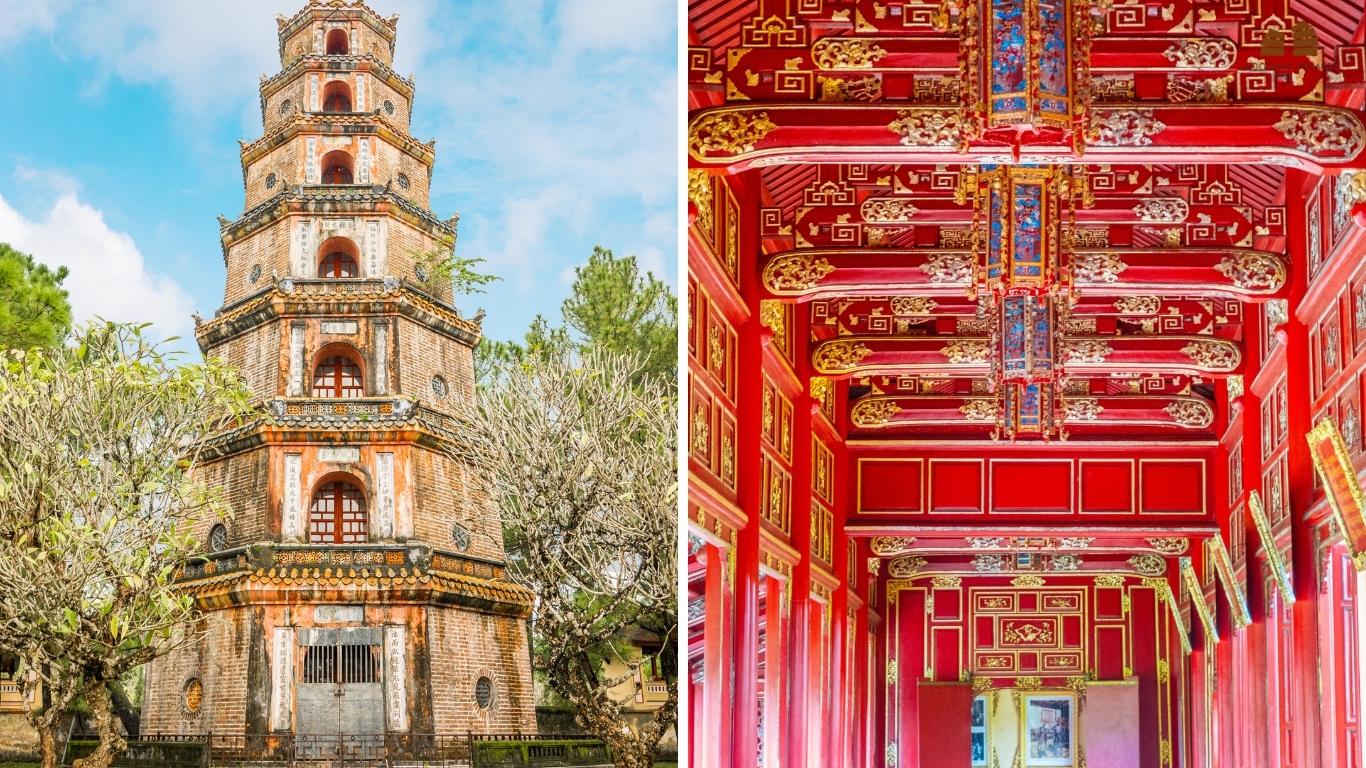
141 0 535 751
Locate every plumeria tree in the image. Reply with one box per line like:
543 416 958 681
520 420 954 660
0 322 251 768
455 350 677 768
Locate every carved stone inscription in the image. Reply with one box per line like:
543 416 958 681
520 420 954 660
384 625 408 731
269 627 295 731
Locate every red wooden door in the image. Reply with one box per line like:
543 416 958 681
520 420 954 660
917 682 973 767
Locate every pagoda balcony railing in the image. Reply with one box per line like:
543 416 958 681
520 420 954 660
175 542 507 583
117 732 607 767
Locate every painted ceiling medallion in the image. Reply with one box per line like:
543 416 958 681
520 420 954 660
1164 399 1214 428
1072 252 1128 283
1273 109 1366 156
1131 197 1189 223
869 536 918 556
887 109 962 147
959 399 1000 421
1089 109 1167 147
689 110 777 157
1161 38 1237 69
811 38 888 69
1181 340 1240 371
918 252 975 283
1063 398 1104 421
1063 340 1113 364
1128 554 1167 576
764 254 836 292
1213 252 1286 291
852 398 901 427
1146 538 1190 555
887 555 928 578
861 198 921 223
1113 295 1161 315
943 340 991 364
814 341 873 373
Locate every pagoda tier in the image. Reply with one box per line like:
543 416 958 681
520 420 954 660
141 0 534 748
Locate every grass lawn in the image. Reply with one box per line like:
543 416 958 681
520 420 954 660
0 762 39 768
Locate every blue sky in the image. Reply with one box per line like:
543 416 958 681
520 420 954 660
0 0 678 347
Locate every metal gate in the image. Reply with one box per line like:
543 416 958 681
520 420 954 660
296 627 385 759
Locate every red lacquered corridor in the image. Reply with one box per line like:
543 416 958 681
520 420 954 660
687 1 1366 765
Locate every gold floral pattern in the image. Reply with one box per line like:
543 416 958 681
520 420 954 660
1072 252 1128 283
942 339 990 364
959 399 1000 421
887 109 962 146
1213 252 1286 291
861 198 921 222
918 252 975 282
1064 340 1113 363
763 254 836 292
1164 399 1214 427
689 110 778 157
813 341 873 373
1273 108 1366 156
811 38 888 69
852 398 902 427
1181 340 1240 371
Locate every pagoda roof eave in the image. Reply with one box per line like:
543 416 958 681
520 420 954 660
240 110 435 167
220 186 457 247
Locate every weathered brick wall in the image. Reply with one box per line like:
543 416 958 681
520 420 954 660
394 317 475 406
372 141 431 208
141 608 255 736
426 606 535 735
261 77 308 135
193 449 273 548
411 448 504 562
203 320 283 398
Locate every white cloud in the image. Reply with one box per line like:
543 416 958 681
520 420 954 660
0 0 70 45
557 0 675 51
0 191 196 342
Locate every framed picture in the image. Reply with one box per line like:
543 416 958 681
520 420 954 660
971 694 988 766
1022 693 1075 767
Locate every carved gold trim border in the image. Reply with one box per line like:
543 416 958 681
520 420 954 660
1179 557 1219 641
1206 535 1250 628
1306 417 1366 570
1248 490 1296 603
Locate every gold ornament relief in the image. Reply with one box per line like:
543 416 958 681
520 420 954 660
764 254 836 292
852 398 902 427
887 109 962 147
1181 340 1239 371
1213 252 1286 292
690 111 778 157
814 341 873 373
942 339 991 364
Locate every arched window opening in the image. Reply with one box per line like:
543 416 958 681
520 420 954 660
319 252 357 277
313 352 364 398
322 81 352 113
308 478 367 544
320 151 353 185
325 29 350 56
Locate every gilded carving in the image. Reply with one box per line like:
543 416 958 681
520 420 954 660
1213 252 1286 291
973 554 1008 572
1147 538 1189 555
918 252 975 282
759 299 786 338
890 296 938 315
1180 340 1239 371
814 341 873 373
960 399 1000 421
870 536 918 556
1064 340 1113 364
1072 252 1128 283
812 38 888 69
1002 622 1055 644
852 398 901 427
1094 574 1124 587
764 254 836 292
931 575 962 588
1273 109 1366 156
1164 399 1214 427
887 109 962 146
1128 553 1167 576
1162 38 1236 69
1089 109 1166 147
689 111 777 157
1010 575 1045 587
1131 197 1188 223
943 340 991 364
1063 398 1103 421
886 555 928 578
1113 295 1161 314
861 198 921 222
1049 554 1083 571
688 170 714 240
